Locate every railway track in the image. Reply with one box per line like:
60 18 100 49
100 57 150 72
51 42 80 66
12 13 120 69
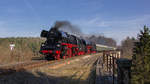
0 53 100 76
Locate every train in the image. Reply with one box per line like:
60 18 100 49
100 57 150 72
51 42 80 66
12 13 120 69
39 26 97 60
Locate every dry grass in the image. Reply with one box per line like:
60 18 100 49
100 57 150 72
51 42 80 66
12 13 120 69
0 53 101 84
0 37 44 64
31 53 100 84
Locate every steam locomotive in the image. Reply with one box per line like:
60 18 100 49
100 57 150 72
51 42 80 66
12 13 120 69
39 27 97 60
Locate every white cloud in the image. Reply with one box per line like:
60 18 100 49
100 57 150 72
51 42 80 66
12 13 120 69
73 14 150 45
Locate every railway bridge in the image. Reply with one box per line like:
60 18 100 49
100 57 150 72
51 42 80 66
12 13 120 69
95 50 132 84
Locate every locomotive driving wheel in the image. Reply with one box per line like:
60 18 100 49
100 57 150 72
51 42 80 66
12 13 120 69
61 46 67 59
67 48 72 58
55 54 60 60
45 54 54 60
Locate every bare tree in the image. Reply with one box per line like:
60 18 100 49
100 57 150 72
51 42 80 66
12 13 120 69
121 37 136 59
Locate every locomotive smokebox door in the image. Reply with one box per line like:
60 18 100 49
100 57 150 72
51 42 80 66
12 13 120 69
41 30 48 37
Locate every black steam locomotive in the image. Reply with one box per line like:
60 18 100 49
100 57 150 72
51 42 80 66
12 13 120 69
39 27 97 60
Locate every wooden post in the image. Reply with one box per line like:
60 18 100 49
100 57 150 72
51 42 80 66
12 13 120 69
109 55 112 74
112 56 115 84
103 51 105 63
106 54 109 71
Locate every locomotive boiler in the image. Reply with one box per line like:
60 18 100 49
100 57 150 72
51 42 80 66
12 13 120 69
39 27 96 60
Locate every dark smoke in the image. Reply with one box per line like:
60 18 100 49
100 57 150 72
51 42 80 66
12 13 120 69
53 21 82 36
52 21 116 46
86 35 117 47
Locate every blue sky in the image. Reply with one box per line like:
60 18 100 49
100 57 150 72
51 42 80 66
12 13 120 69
0 0 150 44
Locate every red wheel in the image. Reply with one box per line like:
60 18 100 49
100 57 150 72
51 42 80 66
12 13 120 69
57 54 60 60
54 54 60 60
63 55 66 59
69 48 72 58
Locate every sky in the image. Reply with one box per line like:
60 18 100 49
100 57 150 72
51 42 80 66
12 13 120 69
0 0 150 45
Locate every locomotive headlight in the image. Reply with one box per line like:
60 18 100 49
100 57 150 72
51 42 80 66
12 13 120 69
41 43 45 46
57 44 61 47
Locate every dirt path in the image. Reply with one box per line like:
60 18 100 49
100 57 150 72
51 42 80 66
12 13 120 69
0 53 102 84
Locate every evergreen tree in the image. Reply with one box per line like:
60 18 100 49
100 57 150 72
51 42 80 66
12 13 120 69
132 25 150 84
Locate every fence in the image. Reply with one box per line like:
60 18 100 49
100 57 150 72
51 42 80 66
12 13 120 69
102 50 132 84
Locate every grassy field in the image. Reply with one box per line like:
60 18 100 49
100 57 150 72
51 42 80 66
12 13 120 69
0 37 45 64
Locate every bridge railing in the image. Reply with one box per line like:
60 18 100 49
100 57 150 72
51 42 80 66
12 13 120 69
102 50 132 84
